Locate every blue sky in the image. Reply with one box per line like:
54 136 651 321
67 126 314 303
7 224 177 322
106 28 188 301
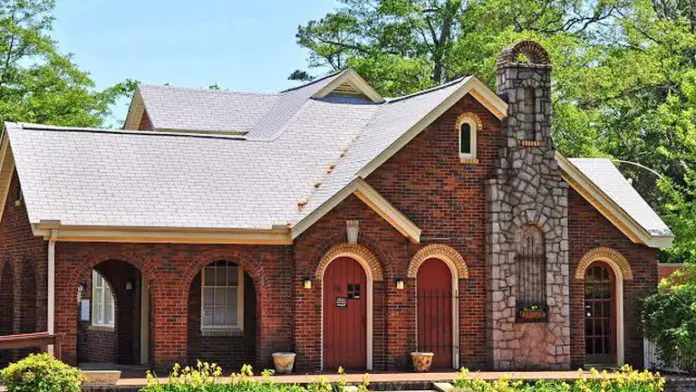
52 0 339 126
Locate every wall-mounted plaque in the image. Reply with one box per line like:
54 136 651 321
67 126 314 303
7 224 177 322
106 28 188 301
335 297 347 308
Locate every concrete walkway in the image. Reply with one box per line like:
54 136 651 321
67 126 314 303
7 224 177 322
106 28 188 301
102 370 596 387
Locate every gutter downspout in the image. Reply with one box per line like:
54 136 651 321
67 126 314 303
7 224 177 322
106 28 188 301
47 229 57 355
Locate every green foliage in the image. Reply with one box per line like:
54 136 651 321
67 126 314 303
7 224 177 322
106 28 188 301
294 0 696 264
0 353 84 392
0 0 135 127
453 366 665 391
140 362 370 392
642 264 696 373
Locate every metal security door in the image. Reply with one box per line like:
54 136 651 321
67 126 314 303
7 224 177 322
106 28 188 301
417 258 453 369
323 257 367 370
585 262 616 364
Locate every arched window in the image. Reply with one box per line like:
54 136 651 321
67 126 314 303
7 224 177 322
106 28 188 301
92 270 115 327
516 225 547 322
457 116 477 161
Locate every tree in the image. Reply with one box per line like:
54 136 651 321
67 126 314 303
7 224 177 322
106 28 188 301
294 0 696 264
0 0 135 127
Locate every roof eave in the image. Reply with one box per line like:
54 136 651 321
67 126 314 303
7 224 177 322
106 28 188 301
31 220 293 245
556 152 674 249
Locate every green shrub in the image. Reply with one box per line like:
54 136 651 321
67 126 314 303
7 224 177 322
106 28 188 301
0 353 84 392
641 264 696 373
453 366 664 392
140 362 369 392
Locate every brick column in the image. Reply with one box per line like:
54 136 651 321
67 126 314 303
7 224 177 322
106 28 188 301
150 281 188 371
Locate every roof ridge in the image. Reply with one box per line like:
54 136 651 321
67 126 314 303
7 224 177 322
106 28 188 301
279 69 345 93
13 123 247 141
138 83 280 97
385 76 471 103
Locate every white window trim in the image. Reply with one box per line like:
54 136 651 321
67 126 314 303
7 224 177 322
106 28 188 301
458 116 477 160
91 271 115 328
200 262 244 334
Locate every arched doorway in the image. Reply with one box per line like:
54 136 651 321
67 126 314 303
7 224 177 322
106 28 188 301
323 257 367 370
584 261 616 365
187 260 257 371
77 260 149 367
417 258 454 369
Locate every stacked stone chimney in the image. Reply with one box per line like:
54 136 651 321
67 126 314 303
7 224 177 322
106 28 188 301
486 41 571 370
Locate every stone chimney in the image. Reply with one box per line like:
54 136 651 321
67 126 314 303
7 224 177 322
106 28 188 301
486 41 570 370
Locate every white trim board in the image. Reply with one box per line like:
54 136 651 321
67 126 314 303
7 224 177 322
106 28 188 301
292 179 422 243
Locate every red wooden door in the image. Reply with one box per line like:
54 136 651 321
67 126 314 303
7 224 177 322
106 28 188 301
584 262 616 364
323 257 367 370
417 258 453 369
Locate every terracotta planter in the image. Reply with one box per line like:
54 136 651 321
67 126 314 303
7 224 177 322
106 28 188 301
410 352 434 372
81 370 121 385
272 352 296 375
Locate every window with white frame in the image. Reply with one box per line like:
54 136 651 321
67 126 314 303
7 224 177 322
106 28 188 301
458 116 478 160
91 271 115 327
201 261 244 332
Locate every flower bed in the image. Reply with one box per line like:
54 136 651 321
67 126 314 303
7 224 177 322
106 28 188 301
454 366 665 391
140 362 369 392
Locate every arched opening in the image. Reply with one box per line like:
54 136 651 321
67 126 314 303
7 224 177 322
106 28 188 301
77 260 150 368
416 258 456 369
522 86 536 141
0 261 16 366
187 260 257 371
322 256 368 371
584 261 617 365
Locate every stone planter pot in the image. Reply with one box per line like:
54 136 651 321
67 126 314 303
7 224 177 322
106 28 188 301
81 370 122 385
410 352 434 372
272 352 296 375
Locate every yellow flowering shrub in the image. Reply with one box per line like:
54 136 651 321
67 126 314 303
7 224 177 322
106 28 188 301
453 366 664 392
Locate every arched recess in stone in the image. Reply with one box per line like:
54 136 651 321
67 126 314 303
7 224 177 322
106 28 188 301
574 247 633 281
407 244 469 279
315 243 384 282
497 40 551 66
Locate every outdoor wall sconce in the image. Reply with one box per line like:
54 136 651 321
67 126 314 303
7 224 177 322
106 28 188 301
125 279 135 291
346 220 359 244
302 276 312 290
78 282 87 292
395 279 405 290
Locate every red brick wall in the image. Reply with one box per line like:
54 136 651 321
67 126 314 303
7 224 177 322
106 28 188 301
365 95 502 369
53 242 293 370
0 172 47 365
293 94 501 371
138 110 153 130
294 194 401 371
568 188 658 368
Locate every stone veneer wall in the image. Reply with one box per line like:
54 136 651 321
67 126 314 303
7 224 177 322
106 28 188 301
486 41 571 369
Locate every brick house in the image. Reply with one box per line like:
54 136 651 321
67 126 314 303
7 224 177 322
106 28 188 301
0 41 674 372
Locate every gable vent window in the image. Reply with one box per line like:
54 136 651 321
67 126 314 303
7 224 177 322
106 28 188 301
457 114 478 163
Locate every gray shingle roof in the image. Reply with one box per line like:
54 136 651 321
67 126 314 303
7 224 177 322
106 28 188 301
4 70 673 247
568 158 674 238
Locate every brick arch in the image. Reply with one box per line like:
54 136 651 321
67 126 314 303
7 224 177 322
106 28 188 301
497 40 551 66
66 253 161 296
456 112 484 131
575 247 633 280
315 243 384 281
407 244 469 279
181 249 266 291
